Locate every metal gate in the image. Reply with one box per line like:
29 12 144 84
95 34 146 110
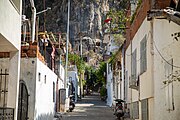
17 81 29 120
0 69 14 120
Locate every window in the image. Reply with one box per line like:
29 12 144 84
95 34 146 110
44 75 46 84
132 49 137 80
131 101 139 119
140 35 147 74
38 73 41 81
53 82 55 102
141 99 148 120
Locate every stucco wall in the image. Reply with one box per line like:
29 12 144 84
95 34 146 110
153 19 180 120
59 64 65 89
21 58 57 120
20 58 37 120
0 52 21 120
125 18 154 120
35 59 57 120
0 0 21 52
106 63 113 107
132 18 153 99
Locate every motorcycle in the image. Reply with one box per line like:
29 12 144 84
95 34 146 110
69 95 75 112
114 99 125 120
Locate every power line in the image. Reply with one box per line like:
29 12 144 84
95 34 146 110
125 31 180 68
153 40 180 68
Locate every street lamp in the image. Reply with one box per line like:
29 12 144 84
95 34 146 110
35 7 51 41
36 7 51 15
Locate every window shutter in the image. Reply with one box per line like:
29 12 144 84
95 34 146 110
132 49 137 79
140 35 147 74
141 99 148 120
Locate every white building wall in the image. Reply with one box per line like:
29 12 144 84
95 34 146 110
125 18 154 120
0 0 21 52
106 63 113 107
8 52 21 120
153 19 180 120
35 59 57 120
59 64 65 89
125 46 132 104
0 1 21 119
20 58 58 120
0 53 21 120
121 54 125 100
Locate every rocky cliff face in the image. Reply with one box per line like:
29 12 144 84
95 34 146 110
23 0 126 46
36 0 110 47
22 0 127 66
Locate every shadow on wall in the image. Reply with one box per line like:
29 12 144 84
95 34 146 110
37 112 54 120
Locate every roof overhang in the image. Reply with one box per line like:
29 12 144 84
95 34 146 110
147 8 180 25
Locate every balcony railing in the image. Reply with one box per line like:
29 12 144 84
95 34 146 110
0 107 14 120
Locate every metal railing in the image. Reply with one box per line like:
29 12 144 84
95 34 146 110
0 107 14 120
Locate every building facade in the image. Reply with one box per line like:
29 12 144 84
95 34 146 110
0 0 22 119
20 58 57 120
122 0 180 120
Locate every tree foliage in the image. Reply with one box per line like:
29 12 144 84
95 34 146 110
68 53 85 73
95 62 106 85
106 9 127 34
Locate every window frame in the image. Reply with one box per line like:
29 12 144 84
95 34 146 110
140 35 147 74
132 49 137 80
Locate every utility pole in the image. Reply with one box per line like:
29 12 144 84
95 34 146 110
43 0 46 31
80 34 82 99
65 0 70 111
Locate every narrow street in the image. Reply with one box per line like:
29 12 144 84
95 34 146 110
62 93 116 120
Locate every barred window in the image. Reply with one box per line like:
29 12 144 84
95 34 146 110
140 35 147 74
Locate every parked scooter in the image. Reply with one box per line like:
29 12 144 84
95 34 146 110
114 99 125 120
69 95 75 112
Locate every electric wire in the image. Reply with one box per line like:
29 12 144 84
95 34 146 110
125 31 180 68
153 40 180 68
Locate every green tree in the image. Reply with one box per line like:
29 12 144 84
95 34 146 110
68 53 85 73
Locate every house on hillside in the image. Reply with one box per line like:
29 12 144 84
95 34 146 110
122 0 180 120
0 0 22 119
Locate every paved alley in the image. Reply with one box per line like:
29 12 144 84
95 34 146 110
62 93 116 120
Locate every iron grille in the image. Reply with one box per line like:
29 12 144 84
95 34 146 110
0 107 14 120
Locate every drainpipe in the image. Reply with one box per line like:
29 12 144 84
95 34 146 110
30 0 36 43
